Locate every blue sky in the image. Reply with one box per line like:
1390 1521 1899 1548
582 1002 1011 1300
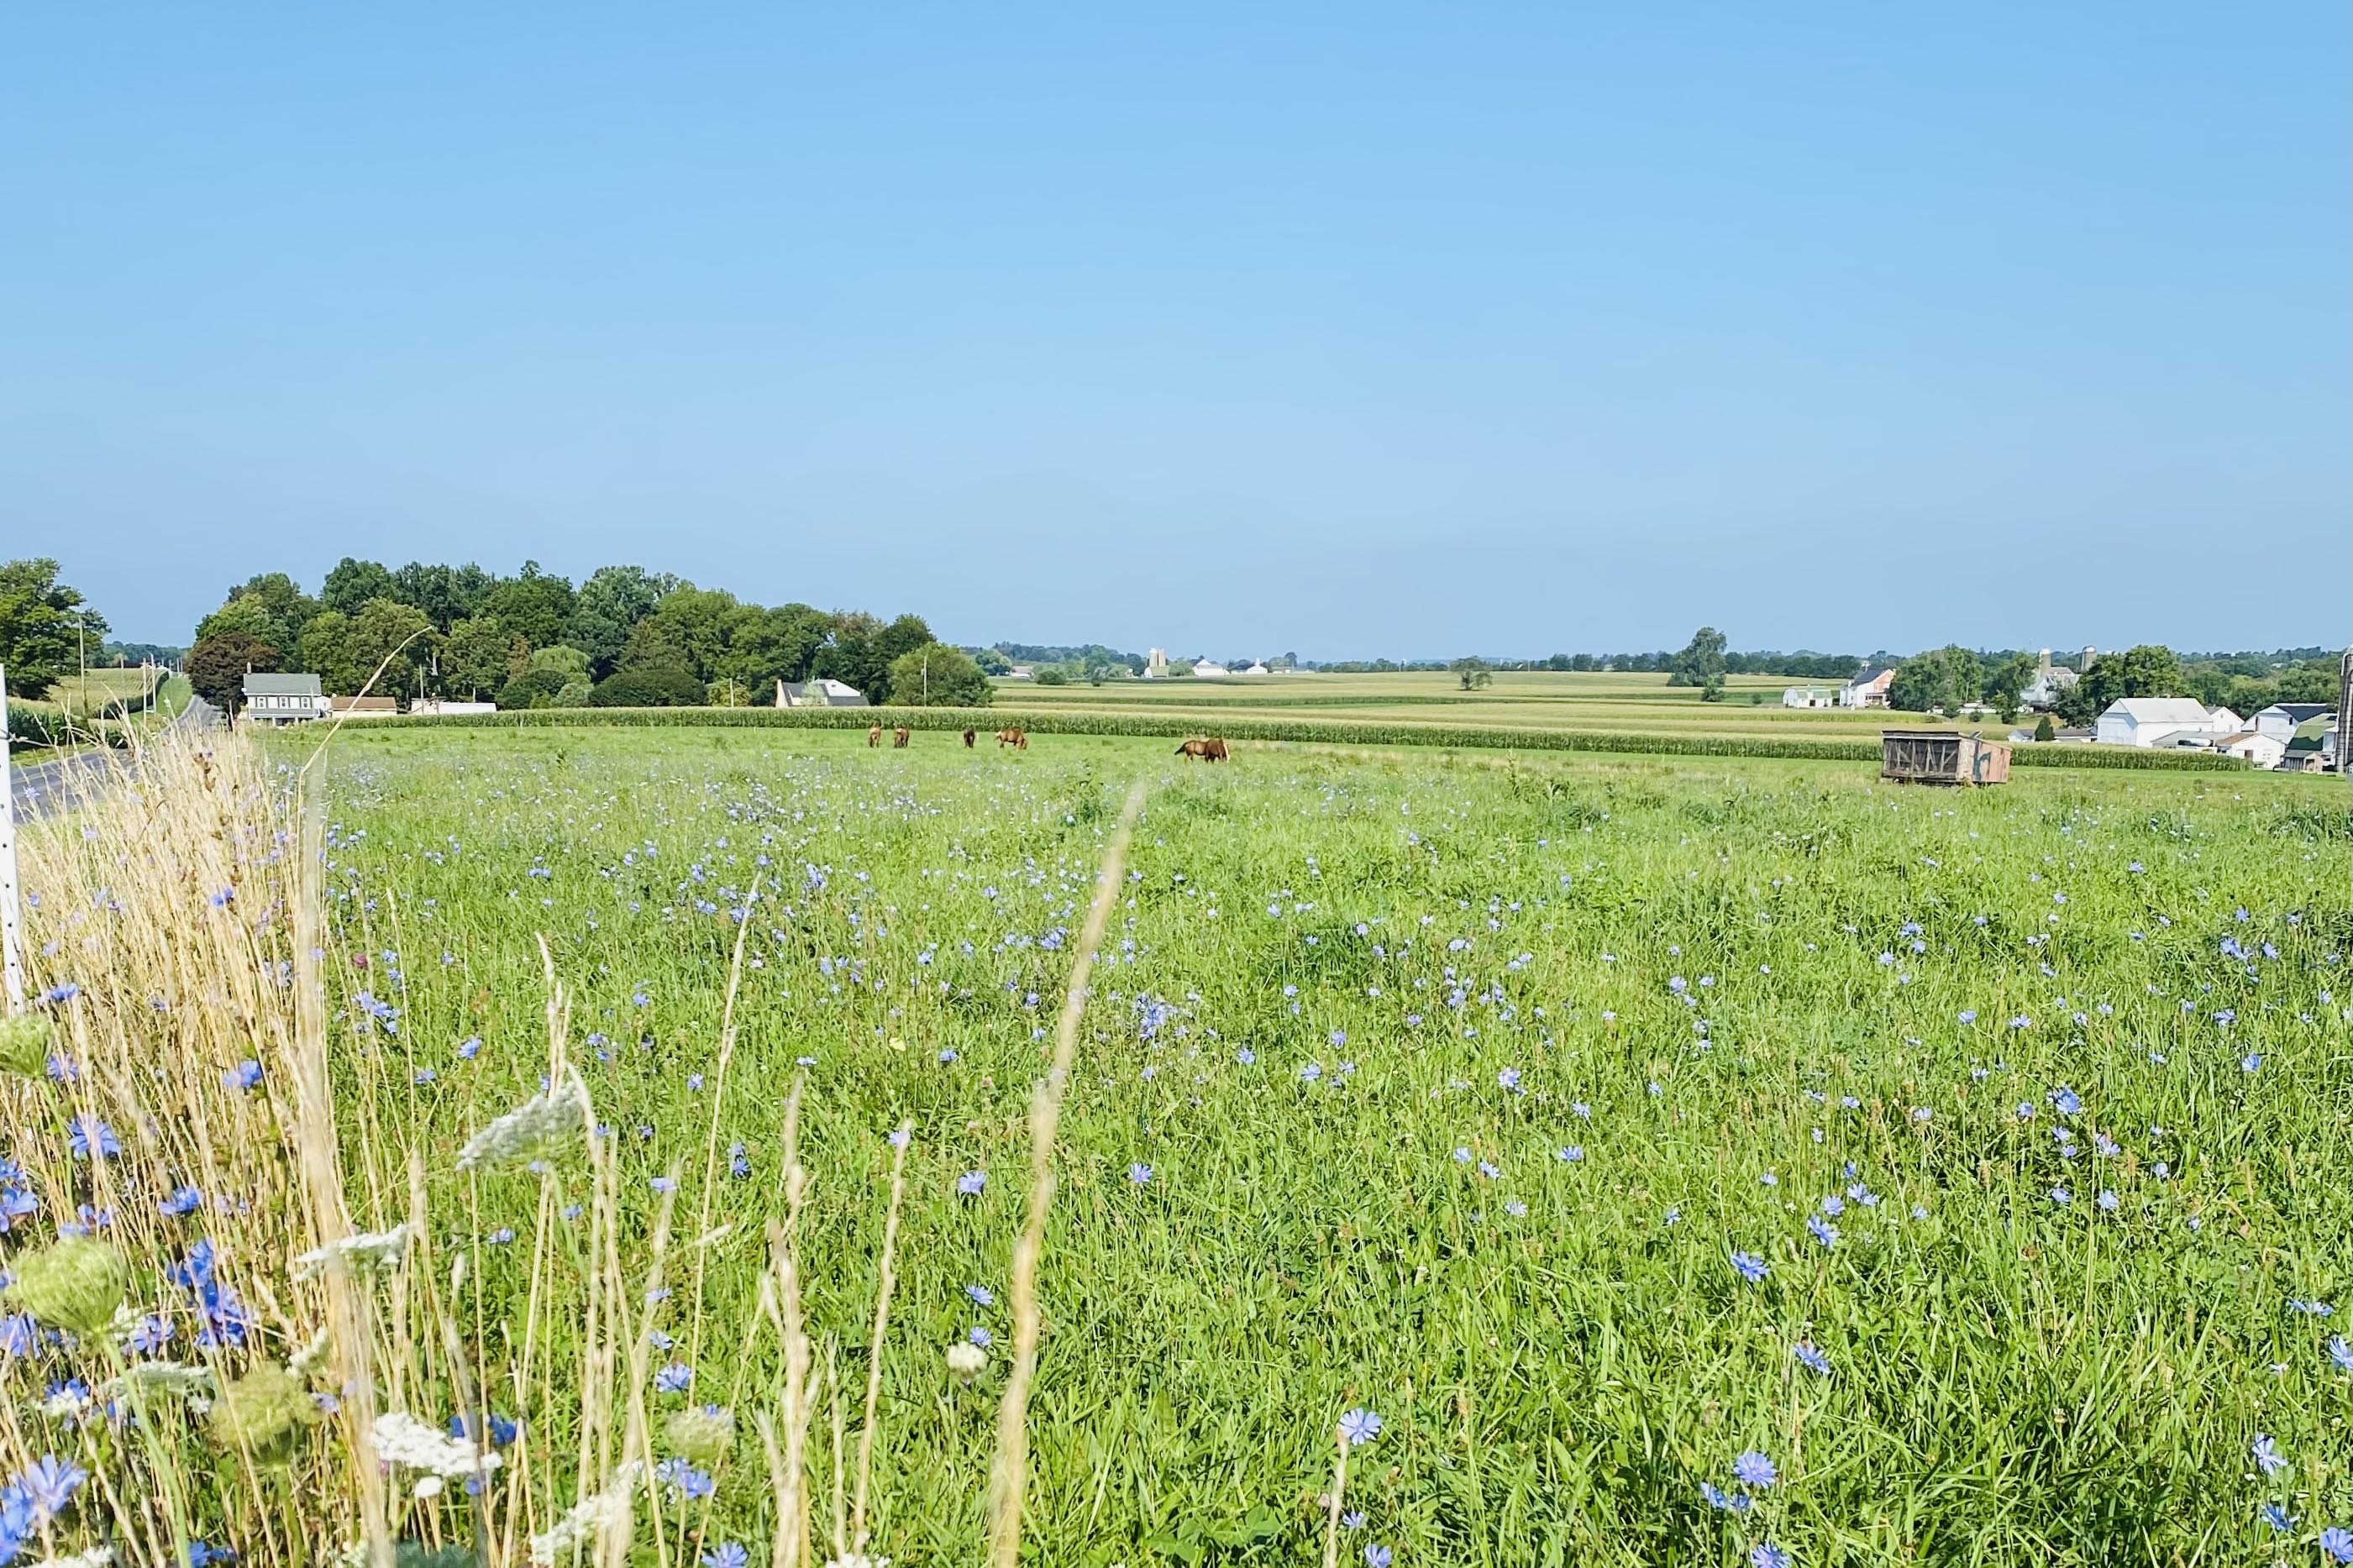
5 4 2345 658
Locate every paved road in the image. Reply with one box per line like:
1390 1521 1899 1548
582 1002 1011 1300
8 695 220 819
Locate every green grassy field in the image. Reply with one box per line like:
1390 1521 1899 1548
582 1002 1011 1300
8 726 2348 1566
998 671 1945 742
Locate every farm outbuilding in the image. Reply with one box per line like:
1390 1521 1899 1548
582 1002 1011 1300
1880 729 2010 785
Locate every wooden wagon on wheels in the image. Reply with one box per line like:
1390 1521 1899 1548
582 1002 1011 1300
1880 729 2010 786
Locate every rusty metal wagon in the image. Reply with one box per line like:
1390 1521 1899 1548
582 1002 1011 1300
1880 729 2010 786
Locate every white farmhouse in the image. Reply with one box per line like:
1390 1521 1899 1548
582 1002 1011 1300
2209 731 2286 769
1782 686 1834 709
242 672 330 725
2094 698 2241 748
1838 668 1895 708
2251 703 2331 744
2019 650 2080 712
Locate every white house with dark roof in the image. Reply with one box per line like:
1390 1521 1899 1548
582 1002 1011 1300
242 672 329 725
2094 698 2241 748
2251 703 2331 744
1838 668 1895 708
2210 730 2285 768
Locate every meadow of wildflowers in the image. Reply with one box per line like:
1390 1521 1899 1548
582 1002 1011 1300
4 725 2347 1566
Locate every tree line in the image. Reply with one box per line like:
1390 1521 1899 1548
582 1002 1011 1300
183 559 990 713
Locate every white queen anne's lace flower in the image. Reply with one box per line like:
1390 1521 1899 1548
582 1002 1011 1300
528 1465 642 1566
293 1224 412 1281
457 1087 586 1172
371 1411 502 1497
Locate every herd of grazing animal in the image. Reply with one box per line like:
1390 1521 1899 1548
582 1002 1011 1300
864 724 1226 759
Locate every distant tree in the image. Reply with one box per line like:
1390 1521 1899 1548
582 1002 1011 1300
346 597 438 698
320 558 398 617
887 642 991 706
1668 627 1728 688
528 644 592 679
297 611 360 695
972 647 1012 675
1032 664 1069 686
2034 713 2056 742
722 603 832 691
442 616 511 699
1890 646 1984 715
481 561 577 649
2272 664 2337 705
496 669 570 711
0 559 105 700
588 669 704 707
195 593 285 651
2060 644 2185 725
647 586 752 681
568 564 679 676
1982 651 2036 722
1699 673 1727 702
186 632 278 713
1450 656 1494 690
221 572 318 648
874 614 935 669
390 561 493 631
619 616 696 677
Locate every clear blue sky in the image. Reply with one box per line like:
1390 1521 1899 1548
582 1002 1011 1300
6 4 2345 658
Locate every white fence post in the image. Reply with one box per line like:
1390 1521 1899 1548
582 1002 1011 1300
0 664 22 1014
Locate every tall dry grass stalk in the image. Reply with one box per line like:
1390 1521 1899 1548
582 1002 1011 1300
985 779 1150 1568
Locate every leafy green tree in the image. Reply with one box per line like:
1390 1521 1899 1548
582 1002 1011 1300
217 572 318 651
527 645 592 678
570 565 680 675
723 604 832 691
298 611 360 694
0 559 105 700
811 611 886 698
886 642 991 706
441 616 511 699
320 558 397 617
2034 714 2056 742
589 669 704 707
2060 644 2186 725
346 597 438 698
618 617 696 677
1981 651 2036 722
185 632 278 713
1032 664 1069 686
496 669 570 711
195 593 285 653
1450 657 1494 690
1699 673 1727 702
481 561 577 649
973 647 1012 675
647 586 752 681
1668 627 1728 688
390 561 492 631
1889 646 1984 714
874 614 935 669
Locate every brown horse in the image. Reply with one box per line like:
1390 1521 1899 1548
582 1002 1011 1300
995 727 1028 750
1175 737 1228 761
962 727 976 748
867 725 883 747
892 726 911 748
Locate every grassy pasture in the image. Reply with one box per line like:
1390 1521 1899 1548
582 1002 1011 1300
5 726 2347 1566
1004 671 1992 743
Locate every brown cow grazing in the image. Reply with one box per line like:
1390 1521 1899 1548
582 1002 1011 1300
995 727 1028 750
1175 737 1229 762
892 726 911 748
867 725 883 747
962 728 976 748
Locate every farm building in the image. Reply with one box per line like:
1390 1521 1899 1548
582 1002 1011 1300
1192 659 1229 678
2251 702 2331 743
1879 729 2010 786
407 699 496 716
329 695 398 718
2209 730 2286 769
775 679 868 708
1783 686 1835 709
2019 651 2079 712
2094 699 2240 748
1839 668 1895 708
241 672 329 725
